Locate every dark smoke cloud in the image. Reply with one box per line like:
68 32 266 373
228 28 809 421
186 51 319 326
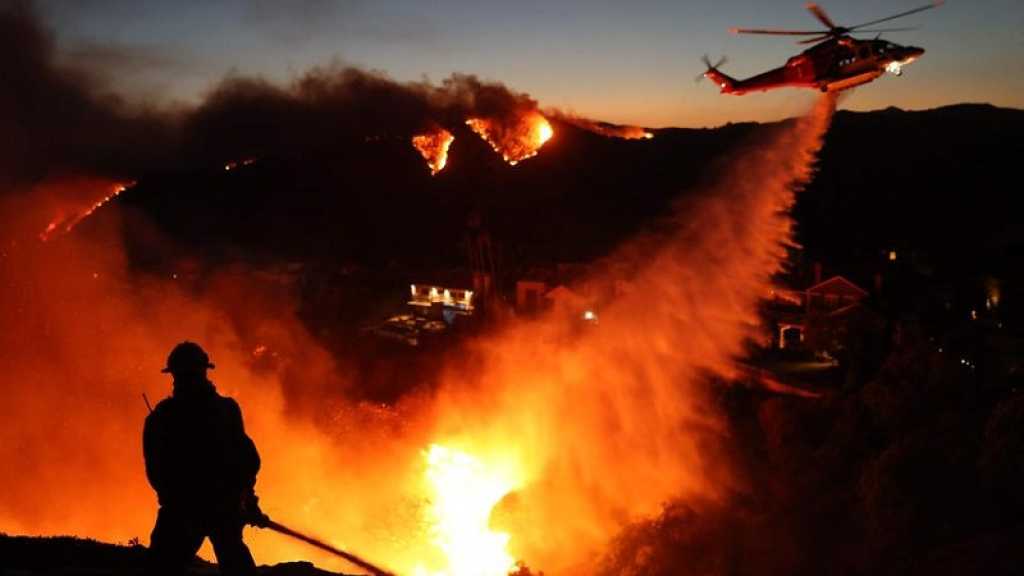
59 40 201 83
0 1 178 191
181 69 542 167
1 1 543 202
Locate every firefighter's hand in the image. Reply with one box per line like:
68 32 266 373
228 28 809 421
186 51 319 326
241 492 270 528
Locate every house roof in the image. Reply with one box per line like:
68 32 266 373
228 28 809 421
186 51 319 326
545 284 588 309
807 275 868 297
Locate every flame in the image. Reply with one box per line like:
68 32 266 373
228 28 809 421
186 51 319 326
39 180 132 242
412 129 455 175
414 444 524 576
466 112 553 166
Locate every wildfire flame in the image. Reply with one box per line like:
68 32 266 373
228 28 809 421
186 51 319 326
414 444 524 576
39 181 132 242
412 129 455 175
466 112 553 166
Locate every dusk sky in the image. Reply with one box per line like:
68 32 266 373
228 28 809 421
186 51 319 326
38 0 1024 127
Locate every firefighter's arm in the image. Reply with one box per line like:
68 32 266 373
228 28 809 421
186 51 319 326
228 399 267 526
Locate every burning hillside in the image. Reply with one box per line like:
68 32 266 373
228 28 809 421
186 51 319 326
412 129 455 175
38 179 132 241
466 112 554 165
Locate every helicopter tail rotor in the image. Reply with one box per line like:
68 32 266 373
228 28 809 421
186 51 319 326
697 55 737 93
695 54 729 83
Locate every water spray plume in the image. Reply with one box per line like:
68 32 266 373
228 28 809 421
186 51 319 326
422 93 838 572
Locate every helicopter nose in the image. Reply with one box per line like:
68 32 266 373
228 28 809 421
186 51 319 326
906 46 925 60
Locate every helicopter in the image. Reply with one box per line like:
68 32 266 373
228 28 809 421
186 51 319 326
701 1 943 95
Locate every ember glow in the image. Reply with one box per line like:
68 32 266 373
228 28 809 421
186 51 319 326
224 158 256 171
412 129 455 175
38 180 132 242
466 112 553 165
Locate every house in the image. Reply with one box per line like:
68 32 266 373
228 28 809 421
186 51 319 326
409 283 474 317
768 275 871 351
806 276 869 314
544 284 591 314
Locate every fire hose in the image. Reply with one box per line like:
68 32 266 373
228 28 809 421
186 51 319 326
260 517 397 576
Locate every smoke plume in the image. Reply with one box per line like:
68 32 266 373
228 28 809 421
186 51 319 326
0 1 552 239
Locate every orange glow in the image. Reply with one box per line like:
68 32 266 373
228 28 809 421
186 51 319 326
412 129 455 175
0 95 837 575
466 112 553 165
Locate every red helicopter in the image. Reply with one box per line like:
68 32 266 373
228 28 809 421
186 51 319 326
702 1 943 95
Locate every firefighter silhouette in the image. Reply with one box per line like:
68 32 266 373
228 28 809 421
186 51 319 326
144 341 267 575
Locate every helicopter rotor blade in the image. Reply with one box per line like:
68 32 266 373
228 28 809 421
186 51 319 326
805 3 839 31
696 55 710 82
850 27 919 33
733 1 940 45
847 0 943 31
797 35 833 45
730 27 829 36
